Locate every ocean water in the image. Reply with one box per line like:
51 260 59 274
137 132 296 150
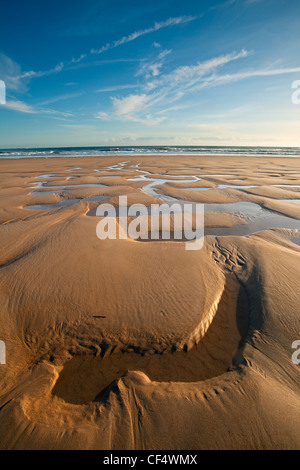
1 146 300 159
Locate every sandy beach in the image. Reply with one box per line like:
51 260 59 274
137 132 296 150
0 154 299 450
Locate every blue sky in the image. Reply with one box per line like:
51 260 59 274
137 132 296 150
0 0 300 148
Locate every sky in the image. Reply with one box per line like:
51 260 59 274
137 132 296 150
0 0 300 148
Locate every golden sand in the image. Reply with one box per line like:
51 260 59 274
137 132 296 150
0 155 299 449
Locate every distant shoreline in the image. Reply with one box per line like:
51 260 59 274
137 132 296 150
1 145 300 159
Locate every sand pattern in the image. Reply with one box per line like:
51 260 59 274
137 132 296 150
0 155 299 449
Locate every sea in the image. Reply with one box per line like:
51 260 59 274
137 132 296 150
0 146 300 159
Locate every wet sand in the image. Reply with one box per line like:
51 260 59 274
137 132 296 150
0 154 299 450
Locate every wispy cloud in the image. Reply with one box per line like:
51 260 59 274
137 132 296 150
146 49 250 90
95 84 139 93
5 16 196 89
94 50 251 125
38 92 84 106
117 114 167 126
95 111 111 120
18 61 69 82
95 111 166 126
190 66 300 92
93 47 300 128
90 16 198 54
136 49 172 79
95 93 166 125
3 100 37 114
2 99 72 118
0 54 29 92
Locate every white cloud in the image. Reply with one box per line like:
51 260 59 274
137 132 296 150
137 61 163 79
158 49 172 60
149 64 162 77
92 50 250 126
10 55 87 87
71 54 87 64
117 114 167 126
91 16 197 54
95 84 139 93
3 100 36 113
20 61 65 80
3 16 195 88
112 94 150 115
95 111 111 120
0 54 29 91
188 66 300 93
146 49 250 90
92 48 300 130
136 49 172 80
2 99 72 118
95 94 166 126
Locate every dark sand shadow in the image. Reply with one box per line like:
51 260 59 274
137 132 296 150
52 275 250 405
